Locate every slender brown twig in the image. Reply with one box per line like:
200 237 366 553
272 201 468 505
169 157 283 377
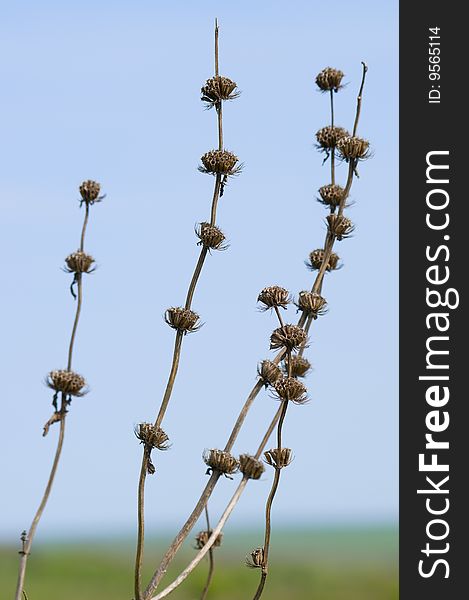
199 506 215 600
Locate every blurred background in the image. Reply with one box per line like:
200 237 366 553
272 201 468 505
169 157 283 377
0 0 398 598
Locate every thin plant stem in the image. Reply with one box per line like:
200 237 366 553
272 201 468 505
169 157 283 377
199 506 215 600
353 62 368 136
330 90 335 185
273 305 285 328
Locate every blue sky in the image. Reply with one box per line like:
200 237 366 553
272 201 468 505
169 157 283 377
0 0 398 539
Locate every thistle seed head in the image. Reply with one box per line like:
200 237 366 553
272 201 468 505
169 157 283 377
239 454 265 480
65 251 95 274
257 360 282 387
296 291 328 318
257 286 291 310
270 324 307 352
337 136 370 160
318 184 346 209
284 355 311 378
316 126 349 150
195 530 223 549
307 249 340 271
315 67 344 92
79 180 101 205
203 449 239 476
264 447 293 469
196 222 227 250
135 423 170 451
199 150 240 176
327 214 354 240
164 307 200 334
246 547 264 569
46 370 87 396
273 377 308 404
201 75 240 107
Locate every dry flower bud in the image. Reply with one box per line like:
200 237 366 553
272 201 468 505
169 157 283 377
164 307 200 334
79 180 101 204
239 454 265 480
274 377 308 404
135 423 170 451
195 530 223 549
337 136 370 160
270 324 307 352
316 126 349 150
327 214 354 240
318 184 345 208
296 291 327 318
307 249 340 271
264 447 293 469
199 150 240 175
258 360 282 387
201 75 240 106
203 449 239 477
284 355 311 378
196 222 227 250
46 370 87 396
257 286 290 310
65 251 95 274
315 67 344 92
246 547 264 569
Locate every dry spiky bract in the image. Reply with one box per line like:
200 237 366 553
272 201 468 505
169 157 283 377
46 370 87 396
327 214 354 240
246 547 264 569
239 454 265 480
79 179 101 204
65 251 95 274
196 222 227 250
258 360 282 387
318 184 345 209
273 377 308 404
316 126 349 150
257 286 291 310
285 355 311 378
307 249 340 271
203 449 239 476
264 447 293 469
164 307 200 334
337 136 370 160
195 530 223 549
296 291 327 318
199 150 240 175
135 423 170 451
315 67 344 92
201 75 240 107
270 324 307 352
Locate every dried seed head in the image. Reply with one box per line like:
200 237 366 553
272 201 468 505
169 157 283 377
264 447 293 469
273 377 308 404
195 222 227 250
257 286 291 310
239 454 265 480
246 547 264 569
284 355 311 378
315 67 344 92
307 249 340 271
337 136 370 160
257 360 282 387
195 530 223 549
318 184 346 209
199 150 240 175
79 180 101 204
164 307 200 334
316 126 349 150
270 324 307 352
203 449 239 476
65 251 95 274
201 75 240 106
135 423 170 451
327 214 354 241
296 291 328 318
46 370 87 396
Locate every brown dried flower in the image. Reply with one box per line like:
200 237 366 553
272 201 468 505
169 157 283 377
65 251 95 274
203 449 239 477
307 249 340 271
327 214 354 240
258 360 282 387
199 150 240 176
201 75 240 107
318 184 346 209
270 324 307 352
46 370 87 397
316 67 344 92
337 136 370 160
264 447 293 469
79 180 102 205
246 547 264 569
135 423 170 451
164 307 200 334
296 291 328 318
273 377 308 404
257 286 291 310
239 454 265 480
284 355 311 378
196 222 227 250
195 530 223 549
316 126 349 150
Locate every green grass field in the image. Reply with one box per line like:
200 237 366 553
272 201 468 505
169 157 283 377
1 527 398 600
